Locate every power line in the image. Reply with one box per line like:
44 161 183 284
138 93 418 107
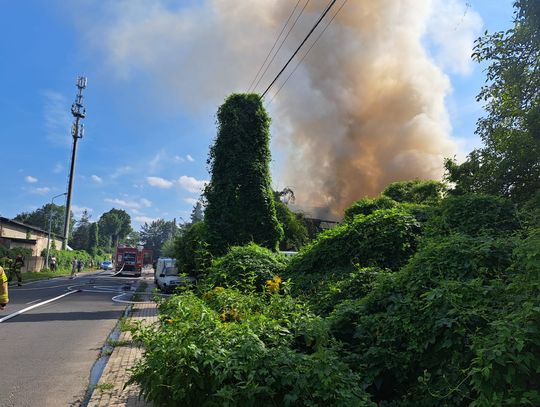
261 0 338 99
247 0 302 93
267 0 348 106
252 0 311 94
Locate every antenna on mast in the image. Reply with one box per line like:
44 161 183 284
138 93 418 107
62 76 87 249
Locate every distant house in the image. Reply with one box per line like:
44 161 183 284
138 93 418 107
0 217 65 272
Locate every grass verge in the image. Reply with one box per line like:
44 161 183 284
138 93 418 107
132 281 148 302
13 267 101 284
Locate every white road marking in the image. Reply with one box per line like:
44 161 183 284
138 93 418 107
1 273 157 322
15 283 74 291
0 290 80 323
25 299 42 305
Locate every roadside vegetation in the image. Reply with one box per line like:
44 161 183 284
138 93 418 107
87 1 540 405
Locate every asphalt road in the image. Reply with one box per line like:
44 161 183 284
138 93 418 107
0 270 142 407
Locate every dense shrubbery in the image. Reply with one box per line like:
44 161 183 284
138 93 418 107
285 207 421 295
204 94 283 255
129 289 374 406
319 194 539 406
382 179 446 205
174 222 212 278
274 199 309 250
328 233 520 404
205 243 287 292
44 249 96 270
0 246 32 262
519 190 540 229
468 265 540 406
425 194 520 238
131 194 539 406
128 4 540 402
343 196 397 221
307 267 385 316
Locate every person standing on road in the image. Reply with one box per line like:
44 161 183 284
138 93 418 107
0 265 8 310
9 254 24 286
50 256 57 271
70 258 77 279
77 259 83 274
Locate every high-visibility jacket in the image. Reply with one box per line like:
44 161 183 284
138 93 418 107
0 266 8 304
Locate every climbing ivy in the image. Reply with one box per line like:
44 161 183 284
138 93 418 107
204 93 283 255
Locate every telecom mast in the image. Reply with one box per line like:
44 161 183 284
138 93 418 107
62 76 87 249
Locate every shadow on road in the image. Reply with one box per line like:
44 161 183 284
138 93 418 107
2 309 125 323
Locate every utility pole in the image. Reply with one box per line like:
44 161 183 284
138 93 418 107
46 192 67 268
62 76 87 249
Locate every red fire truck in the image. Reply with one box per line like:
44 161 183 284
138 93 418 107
114 246 152 277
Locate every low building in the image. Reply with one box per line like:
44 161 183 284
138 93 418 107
0 217 65 272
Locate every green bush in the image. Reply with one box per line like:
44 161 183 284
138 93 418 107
382 179 446 205
174 221 212 278
204 93 283 256
518 190 540 229
0 247 32 264
206 243 287 292
308 267 386 316
327 232 528 406
468 270 540 406
285 208 421 295
343 196 397 221
275 200 310 251
129 289 373 407
425 194 520 238
44 249 93 270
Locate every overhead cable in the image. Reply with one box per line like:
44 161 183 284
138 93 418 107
247 0 302 93
261 0 338 98
252 0 311 94
267 0 348 106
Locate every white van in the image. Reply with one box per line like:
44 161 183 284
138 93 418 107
154 258 194 293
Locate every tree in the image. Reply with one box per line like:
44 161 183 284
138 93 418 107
344 196 397 221
14 203 73 237
204 93 283 255
124 230 141 247
98 208 132 249
273 199 309 251
98 234 112 253
173 221 211 277
87 222 99 256
446 0 540 203
190 201 204 224
140 219 177 258
161 237 177 258
70 210 92 251
382 179 446 205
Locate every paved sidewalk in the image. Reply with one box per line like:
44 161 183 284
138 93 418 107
87 294 158 406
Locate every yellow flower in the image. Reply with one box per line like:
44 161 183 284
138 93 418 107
265 275 281 294
220 308 240 322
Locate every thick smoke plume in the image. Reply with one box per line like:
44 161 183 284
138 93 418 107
79 0 481 217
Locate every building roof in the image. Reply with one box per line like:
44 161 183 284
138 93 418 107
0 237 37 244
0 216 65 240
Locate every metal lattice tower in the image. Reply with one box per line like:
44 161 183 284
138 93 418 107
62 76 87 249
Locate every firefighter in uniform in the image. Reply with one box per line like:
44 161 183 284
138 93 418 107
0 265 8 310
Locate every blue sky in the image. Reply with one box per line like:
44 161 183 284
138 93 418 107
0 0 515 228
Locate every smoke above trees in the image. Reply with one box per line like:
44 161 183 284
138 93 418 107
77 0 482 217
